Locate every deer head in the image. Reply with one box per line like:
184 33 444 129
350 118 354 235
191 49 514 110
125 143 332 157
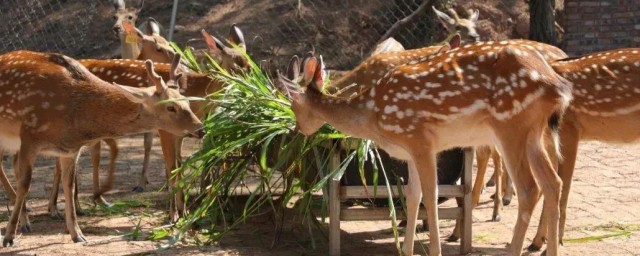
201 24 249 72
433 6 480 42
112 0 144 38
122 20 178 64
134 55 204 138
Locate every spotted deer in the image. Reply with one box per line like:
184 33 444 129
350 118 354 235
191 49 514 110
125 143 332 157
526 48 640 252
433 6 480 42
0 50 203 246
279 38 572 255
40 19 186 220
68 25 245 222
433 6 572 221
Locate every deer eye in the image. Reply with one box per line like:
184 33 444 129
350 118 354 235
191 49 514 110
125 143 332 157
167 106 177 113
455 25 464 31
127 15 134 20
112 16 117 20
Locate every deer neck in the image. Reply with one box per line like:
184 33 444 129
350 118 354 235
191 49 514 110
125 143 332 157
300 89 377 139
119 35 141 59
72 84 156 140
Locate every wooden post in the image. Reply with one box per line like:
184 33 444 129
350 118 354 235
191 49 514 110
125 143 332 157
461 147 474 254
329 153 341 256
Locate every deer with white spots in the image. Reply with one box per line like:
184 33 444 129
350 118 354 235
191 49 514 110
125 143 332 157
0 50 203 246
526 48 640 252
279 39 572 255
433 6 572 221
58 24 245 222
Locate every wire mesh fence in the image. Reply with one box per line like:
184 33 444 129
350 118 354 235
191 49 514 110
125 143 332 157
0 0 119 58
0 0 452 69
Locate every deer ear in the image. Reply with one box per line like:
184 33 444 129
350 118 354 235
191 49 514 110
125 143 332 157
113 0 125 10
433 6 455 26
136 0 144 14
449 34 462 49
145 17 160 36
202 29 223 55
277 71 303 100
469 9 479 22
309 56 324 93
144 60 167 94
227 24 246 50
112 82 146 104
300 53 318 87
287 55 300 81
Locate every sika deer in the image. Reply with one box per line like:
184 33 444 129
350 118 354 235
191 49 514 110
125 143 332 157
0 50 203 246
279 40 572 255
112 0 145 59
528 48 640 252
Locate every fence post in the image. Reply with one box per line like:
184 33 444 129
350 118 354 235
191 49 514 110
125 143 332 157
167 0 180 41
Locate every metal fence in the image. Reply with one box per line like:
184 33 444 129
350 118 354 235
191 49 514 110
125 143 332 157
0 0 451 69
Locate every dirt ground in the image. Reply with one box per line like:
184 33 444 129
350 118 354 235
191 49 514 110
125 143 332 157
1 134 639 256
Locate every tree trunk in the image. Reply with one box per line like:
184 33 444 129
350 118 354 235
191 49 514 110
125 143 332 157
529 0 557 45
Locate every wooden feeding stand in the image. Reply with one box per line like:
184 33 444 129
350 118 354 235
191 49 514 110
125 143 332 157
328 148 474 255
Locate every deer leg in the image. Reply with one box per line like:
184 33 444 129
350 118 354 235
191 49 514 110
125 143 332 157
174 137 186 215
491 148 503 222
10 151 31 232
485 172 496 187
530 124 579 251
497 134 541 256
94 139 118 206
48 160 64 219
401 160 423 256
134 133 153 192
502 168 515 206
158 130 181 223
414 150 441 256
60 154 87 243
3 144 36 247
523 129 562 256
89 141 108 207
73 164 85 216
472 146 491 208
0 149 17 204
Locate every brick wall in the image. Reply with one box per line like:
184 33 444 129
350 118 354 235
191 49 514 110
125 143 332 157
563 0 640 56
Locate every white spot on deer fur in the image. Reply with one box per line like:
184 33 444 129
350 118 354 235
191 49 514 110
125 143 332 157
623 66 630 71
381 124 404 134
41 102 50 109
530 71 540 81
384 105 398 114
55 105 66 111
106 70 112 75
366 100 375 110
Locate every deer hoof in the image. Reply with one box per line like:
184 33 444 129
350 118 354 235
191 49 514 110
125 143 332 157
446 234 459 242
50 209 64 220
491 215 501 222
502 198 512 206
19 224 32 233
527 243 542 252
2 237 14 247
485 179 495 187
132 186 144 193
72 235 87 243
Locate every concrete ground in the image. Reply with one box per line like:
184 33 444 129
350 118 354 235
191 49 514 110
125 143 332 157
0 135 639 255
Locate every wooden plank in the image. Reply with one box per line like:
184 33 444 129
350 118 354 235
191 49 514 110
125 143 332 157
461 148 474 254
340 207 462 221
340 184 464 199
329 154 341 256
